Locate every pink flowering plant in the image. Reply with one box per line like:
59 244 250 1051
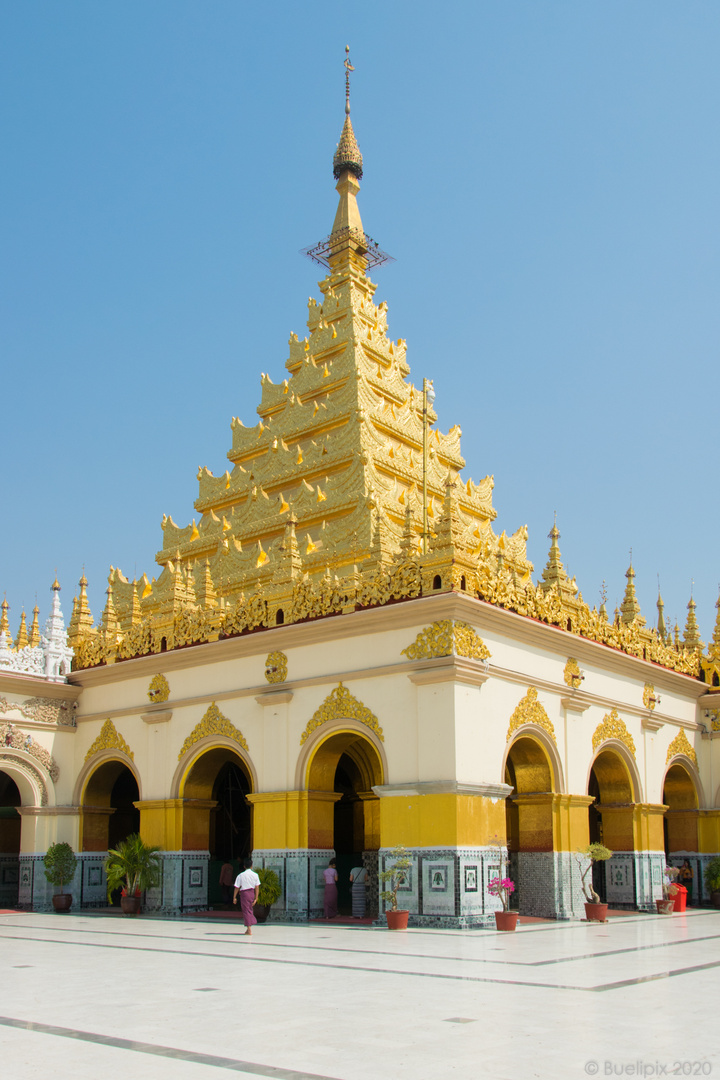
487 875 515 912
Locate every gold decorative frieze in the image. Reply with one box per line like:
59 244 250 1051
642 683 658 711
84 719 134 763
147 674 170 704
402 619 491 662
592 710 636 758
666 729 697 766
178 702 248 761
563 658 583 690
506 688 556 743
0 696 75 727
300 683 384 745
265 651 288 684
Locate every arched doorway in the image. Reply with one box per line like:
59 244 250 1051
81 760 140 853
504 735 556 916
306 730 383 916
588 748 636 906
180 746 252 906
0 771 21 907
663 761 699 904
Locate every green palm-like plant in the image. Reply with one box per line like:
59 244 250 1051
257 867 282 907
105 834 162 899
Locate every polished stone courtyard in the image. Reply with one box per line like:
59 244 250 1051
2 909 719 1079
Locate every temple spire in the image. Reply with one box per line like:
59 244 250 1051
620 557 643 625
15 611 28 650
683 591 704 652
656 583 666 640
539 517 577 600
304 46 391 273
28 604 40 647
0 597 11 647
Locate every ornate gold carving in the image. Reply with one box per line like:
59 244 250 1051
0 696 74 727
402 619 490 662
506 688 556 743
147 674 170 703
666 729 697 766
563 658 583 690
300 683 384 745
709 710 720 732
642 683 657 711
85 719 134 763
178 702 248 761
0 722 59 781
592 710 636 758
265 651 287 684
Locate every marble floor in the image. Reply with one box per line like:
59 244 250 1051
2 908 719 1080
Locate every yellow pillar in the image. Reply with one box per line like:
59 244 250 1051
665 808 699 853
698 809 720 853
552 794 594 852
134 799 184 850
379 793 507 849
246 791 341 850
595 803 635 851
632 803 667 851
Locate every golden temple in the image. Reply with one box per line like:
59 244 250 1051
59 51 711 685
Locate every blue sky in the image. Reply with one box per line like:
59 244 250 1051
2 2 719 641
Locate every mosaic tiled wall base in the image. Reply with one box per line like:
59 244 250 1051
0 854 19 907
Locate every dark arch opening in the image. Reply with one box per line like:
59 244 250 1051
433 575 442 590
460 575 466 590
276 609 284 625
82 761 139 852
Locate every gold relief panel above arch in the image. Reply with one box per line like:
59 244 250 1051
592 710 636 758
666 729 697 767
85 719 134 764
506 688 556 744
177 703 249 762
299 683 384 746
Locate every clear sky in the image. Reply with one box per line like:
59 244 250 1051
2 2 719 642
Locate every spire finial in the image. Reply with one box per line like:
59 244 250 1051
344 44 353 116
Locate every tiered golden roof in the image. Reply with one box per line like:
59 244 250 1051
68 56 709 681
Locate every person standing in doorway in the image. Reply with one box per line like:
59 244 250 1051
219 858 235 907
233 857 260 935
323 858 338 919
679 860 694 905
349 863 368 918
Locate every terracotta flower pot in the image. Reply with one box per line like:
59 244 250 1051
385 909 409 930
52 894 72 913
494 911 518 932
584 902 608 922
120 895 142 916
656 899 675 914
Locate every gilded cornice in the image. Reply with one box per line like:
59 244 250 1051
300 682 384 745
178 702 248 761
85 719 134 763
592 710 636 758
401 619 490 662
506 688 556 743
666 729 697 766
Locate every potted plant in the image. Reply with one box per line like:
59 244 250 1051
379 845 412 929
105 833 162 915
576 843 613 922
487 875 517 931
43 842 78 913
656 866 679 914
704 856 720 908
254 867 282 923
